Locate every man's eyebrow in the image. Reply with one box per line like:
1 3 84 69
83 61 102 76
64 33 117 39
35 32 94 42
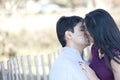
81 20 85 26
80 23 85 29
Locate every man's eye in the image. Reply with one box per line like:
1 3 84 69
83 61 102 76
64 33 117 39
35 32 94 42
80 28 85 31
80 25 85 31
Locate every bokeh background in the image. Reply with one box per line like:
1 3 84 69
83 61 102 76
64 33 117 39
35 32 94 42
0 0 120 68
0 0 120 79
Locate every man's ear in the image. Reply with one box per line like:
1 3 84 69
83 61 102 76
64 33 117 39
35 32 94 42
65 31 72 40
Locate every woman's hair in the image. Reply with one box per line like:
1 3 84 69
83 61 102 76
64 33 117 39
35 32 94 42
85 9 120 63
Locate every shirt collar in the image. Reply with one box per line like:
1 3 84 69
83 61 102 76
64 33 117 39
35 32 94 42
62 47 84 62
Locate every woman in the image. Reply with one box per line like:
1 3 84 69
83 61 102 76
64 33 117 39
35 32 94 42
80 9 120 80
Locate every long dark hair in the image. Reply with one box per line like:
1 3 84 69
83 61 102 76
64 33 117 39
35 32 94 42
85 9 120 63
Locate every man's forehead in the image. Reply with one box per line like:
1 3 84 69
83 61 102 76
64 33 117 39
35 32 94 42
77 22 83 26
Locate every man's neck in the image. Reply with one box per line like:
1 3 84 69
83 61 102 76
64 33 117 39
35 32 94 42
66 45 84 56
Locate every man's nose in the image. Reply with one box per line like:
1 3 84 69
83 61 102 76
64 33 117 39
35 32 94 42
86 31 89 35
84 30 90 38
84 30 89 35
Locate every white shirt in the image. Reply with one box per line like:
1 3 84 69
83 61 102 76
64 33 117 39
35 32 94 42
49 47 89 80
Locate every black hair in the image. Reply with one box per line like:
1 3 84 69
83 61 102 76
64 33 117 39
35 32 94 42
85 9 120 63
56 16 83 47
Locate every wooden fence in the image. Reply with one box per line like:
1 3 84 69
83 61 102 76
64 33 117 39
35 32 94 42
0 47 90 80
0 52 59 80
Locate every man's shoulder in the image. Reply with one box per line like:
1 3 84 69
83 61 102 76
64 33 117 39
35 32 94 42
51 55 71 69
50 57 89 80
49 58 72 80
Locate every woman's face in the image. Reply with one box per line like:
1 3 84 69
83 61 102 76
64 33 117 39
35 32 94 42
86 30 94 43
84 22 94 43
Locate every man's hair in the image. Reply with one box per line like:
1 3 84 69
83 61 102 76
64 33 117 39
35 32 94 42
85 9 120 63
56 16 83 47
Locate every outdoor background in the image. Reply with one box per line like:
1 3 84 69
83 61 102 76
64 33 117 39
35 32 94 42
0 0 120 79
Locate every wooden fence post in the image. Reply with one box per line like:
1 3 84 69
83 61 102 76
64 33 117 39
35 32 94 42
1 61 7 80
27 56 34 80
41 55 47 80
21 56 27 80
34 56 41 80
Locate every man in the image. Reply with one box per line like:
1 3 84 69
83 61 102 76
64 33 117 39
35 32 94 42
49 16 90 80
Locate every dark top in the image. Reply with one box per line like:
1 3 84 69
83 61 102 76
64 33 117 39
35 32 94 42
89 44 120 80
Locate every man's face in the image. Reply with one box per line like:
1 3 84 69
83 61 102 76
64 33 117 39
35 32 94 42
71 22 90 47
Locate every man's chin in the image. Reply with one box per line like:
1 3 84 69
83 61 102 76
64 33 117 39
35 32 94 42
86 43 90 46
83 42 90 48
